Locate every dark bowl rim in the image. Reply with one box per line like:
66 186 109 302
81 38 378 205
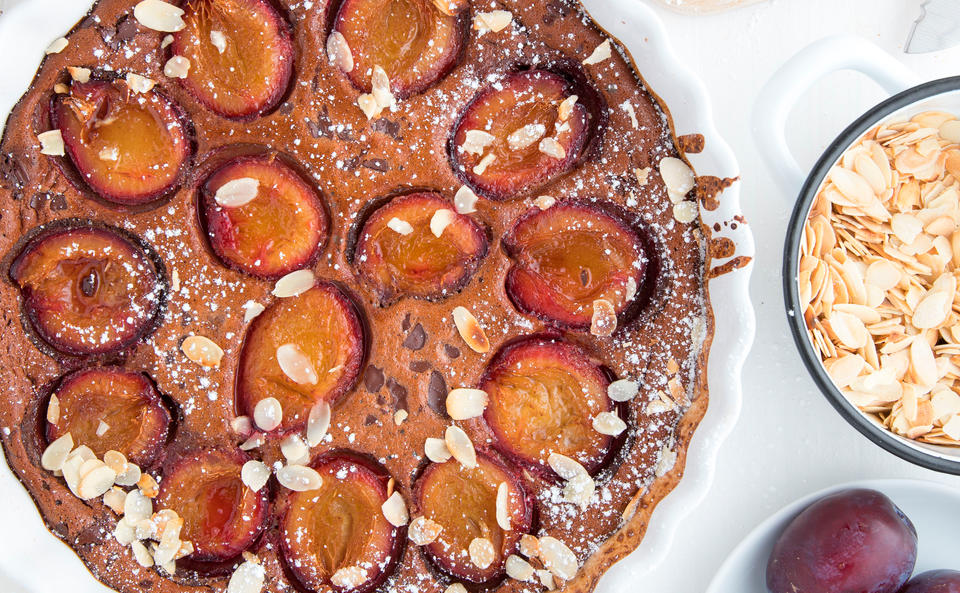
783 75 960 476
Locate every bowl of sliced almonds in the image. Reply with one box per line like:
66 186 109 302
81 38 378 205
757 36 960 474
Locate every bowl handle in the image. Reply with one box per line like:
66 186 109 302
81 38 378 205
753 35 919 195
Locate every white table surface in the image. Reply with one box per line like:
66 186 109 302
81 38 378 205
0 1 958 592
632 1 960 593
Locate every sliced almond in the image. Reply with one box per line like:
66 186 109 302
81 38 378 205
77 464 118 500
673 201 699 224
131 540 155 568
241 460 270 492
103 487 127 514
103 450 129 475
96 420 110 437
181 335 224 368
506 554 535 581
306 401 331 447
46 393 60 425
547 452 587 481
454 185 479 214
473 10 513 34
67 66 91 83
592 411 627 436
41 432 74 472
46 37 69 55
163 55 191 79
538 137 566 159
381 491 409 527
280 434 310 465
495 481 511 530
409 516 443 546
331 567 367 589
590 299 617 337
134 0 186 33
276 343 319 385
125 73 156 94
272 269 315 298
659 157 695 196
519 534 540 559
507 123 546 151
534 195 557 210
387 217 414 235
210 30 227 54
242 301 266 323
461 130 495 155
539 536 578 580
452 306 490 353
226 559 265 593
468 537 495 569
231 415 253 436
253 397 283 432
446 388 489 420
558 95 579 121
913 290 951 329
563 471 596 508
473 153 497 175
124 488 153 522
276 464 323 491
607 378 639 402
357 93 380 120
214 177 259 207
424 437 452 463
38 130 65 156
326 31 354 73
444 425 477 469
138 473 160 498
582 39 612 66
430 209 455 238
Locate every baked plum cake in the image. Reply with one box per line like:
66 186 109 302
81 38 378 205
0 1 716 592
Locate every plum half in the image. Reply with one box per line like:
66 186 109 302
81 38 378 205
171 0 295 119
45 367 171 467
448 68 605 200
280 452 403 593
479 336 620 477
412 453 533 585
353 191 487 302
51 78 192 206
156 449 269 562
902 571 960 593
236 281 365 433
766 489 918 593
502 200 650 331
332 0 467 99
9 223 164 357
200 154 329 279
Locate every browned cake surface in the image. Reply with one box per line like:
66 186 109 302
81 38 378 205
0 1 713 592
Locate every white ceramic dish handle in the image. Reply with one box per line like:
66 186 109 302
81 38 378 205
753 35 919 194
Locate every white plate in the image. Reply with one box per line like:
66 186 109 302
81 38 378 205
706 479 960 593
0 1 755 591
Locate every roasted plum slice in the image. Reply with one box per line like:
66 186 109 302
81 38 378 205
237 281 365 432
332 0 467 98
502 200 650 331
479 336 620 477
353 191 487 302
9 224 164 357
51 78 192 205
412 453 533 584
201 155 329 279
171 0 295 119
449 68 604 200
45 367 171 467
156 449 269 562
280 452 402 593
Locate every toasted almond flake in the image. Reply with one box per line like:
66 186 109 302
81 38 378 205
125 73 156 94
331 567 367 589
424 437 452 462
357 93 380 120
409 516 443 545
496 481 511 530
446 388 489 420
828 311 869 349
913 290 951 329
242 301 265 323
138 473 160 498
272 269 315 297
226 559 265 593
124 488 153 522
280 434 310 465
462 130 495 155
46 394 60 425
381 491 409 526
67 66 91 82
371 65 395 111
944 415 960 440
538 569 556 590
563 471 596 508
163 55 190 79
539 137 566 159
445 425 477 468
170 268 181 292
454 185 479 213
909 337 938 387
96 420 110 436
240 460 270 492
276 343 319 385
608 379 638 402
939 120 960 144
583 39 612 66
673 201 699 224
99 146 119 161
387 217 414 235
209 30 227 53
41 432 73 472
590 299 617 337
507 123 546 151
161 34 174 49
38 130 65 156
131 540 155 567
326 31 353 72
181 335 224 367
539 536 578 580
430 208 455 238
452 306 490 353
103 450 128 475
306 401 331 447
77 464 117 500
473 10 512 34
469 537 495 569
253 397 283 431
635 167 651 185
547 452 588 481
592 411 627 436
520 534 540 558
54 83 69 94
46 37 69 55
277 464 323 491
659 157 695 196
110 457 137 486
558 95 579 121
534 195 556 210
103 487 127 514
506 555 534 581
865 260 901 291
231 415 253 436
215 177 260 207
394 409 408 425
240 434 265 451
473 153 497 175
134 0 185 32
445 584 468 593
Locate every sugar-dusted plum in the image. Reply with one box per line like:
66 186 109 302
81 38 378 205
280 451 403 593
171 0 294 119
479 336 620 478
9 223 164 357
237 281 365 433
200 154 329 279
155 449 269 563
902 571 960 593
51 77 192 206
502 200 650 331
766 489 918 593
412 453 533 585
353 191 487 302
45 367 171 467
448 67 605 200
332 0 467 98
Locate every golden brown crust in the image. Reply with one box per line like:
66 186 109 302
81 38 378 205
0 1 714 592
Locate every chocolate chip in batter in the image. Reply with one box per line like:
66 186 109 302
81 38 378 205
364 365 385 393
402 323 426 351
427 371 448 418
